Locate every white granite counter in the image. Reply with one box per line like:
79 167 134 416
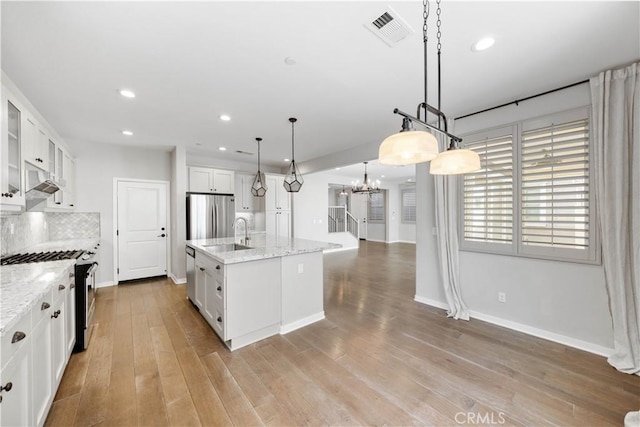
0 260 74 335
187 235 340 264
0 238 100 336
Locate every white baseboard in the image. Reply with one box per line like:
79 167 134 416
365 238 386 243
170 273 186 285
96 281 115 288
324 246 358 254
280 311 325 334
414 295 449 310
388 240 416 244
413 295 614 357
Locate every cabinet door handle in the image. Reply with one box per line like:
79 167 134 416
157 234 166 237
215 265 220 270
217 316 222 323
55 202 61 205
69 272 75 278
70 283 75 289
51 310 61 319
217 286 222 291
11 331 26 343
58 284 66 291
41 302 51 310
0 382 12 393
199 267 205 271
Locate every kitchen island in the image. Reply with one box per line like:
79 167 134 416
186 235 339 350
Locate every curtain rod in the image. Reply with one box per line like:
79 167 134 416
455 79 590 121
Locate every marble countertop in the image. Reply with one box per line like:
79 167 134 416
187 235 340 264
0 238 100 336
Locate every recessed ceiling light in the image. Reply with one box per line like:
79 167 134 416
335 167 341 170
218 147 227 151
381 175 385 178
122 130 133 136
284 57 297 65
219 114 231 121
119 89 136 98
407 178 412 182
472 37 495 52
284 158 290 162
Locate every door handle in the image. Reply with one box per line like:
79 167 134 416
158 234 166 237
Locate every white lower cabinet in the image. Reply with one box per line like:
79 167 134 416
0 268 75 427
266 211 291 239
194 252 280 350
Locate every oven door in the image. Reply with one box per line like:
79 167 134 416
86 262 98 327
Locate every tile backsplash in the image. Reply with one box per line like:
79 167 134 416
1 212 100 256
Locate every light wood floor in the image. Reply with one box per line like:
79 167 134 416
46 241 639 426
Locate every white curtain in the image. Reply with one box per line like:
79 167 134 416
433 119 470 320
590 62 640 375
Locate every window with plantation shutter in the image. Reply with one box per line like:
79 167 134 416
368 191 385 222
520 112 593 261
401 187 416 223
461 127 514 252
459 107 598 264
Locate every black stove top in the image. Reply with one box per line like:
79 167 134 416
0 250 84 266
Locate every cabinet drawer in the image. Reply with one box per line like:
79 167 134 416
214 276 224 306
31 289 53 327
212 308 225 340
1 309 32 370
53 280 68 303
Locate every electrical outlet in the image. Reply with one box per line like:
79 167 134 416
298 263 304 274
10 223 14 235
498 292 506 303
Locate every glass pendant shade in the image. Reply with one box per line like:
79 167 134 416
251 137 268 197
379 130 439 165
430 148 481 175
284 117 303 192
251 171 267 197
283 160 304 192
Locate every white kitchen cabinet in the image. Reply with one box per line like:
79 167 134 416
235 173 265 212
0 335 32 427
23 114 48 171
65 273 76 358
31 296 53 427
266 211 291 239
1 90 25 212
265 174 290 211
192 251 280 350
46 144 74 211
188 167 234 194
51 286 66 387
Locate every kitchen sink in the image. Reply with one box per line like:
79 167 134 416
204 243 252 253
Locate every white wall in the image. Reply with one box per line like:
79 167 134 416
292 171 358 250
74 141 171 286
386 181 417 244
170 146 187 283
415 83 614 353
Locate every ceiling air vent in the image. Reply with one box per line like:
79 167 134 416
364 6 414 47
235 150 253 156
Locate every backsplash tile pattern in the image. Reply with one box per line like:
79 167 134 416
47 212 100 240
1 212 100 256
0 213 48 256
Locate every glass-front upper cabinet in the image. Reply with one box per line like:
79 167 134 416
1 93 25 210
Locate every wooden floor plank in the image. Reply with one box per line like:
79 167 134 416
44 242 639 427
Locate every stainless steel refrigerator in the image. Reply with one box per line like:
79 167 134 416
186 193 236 240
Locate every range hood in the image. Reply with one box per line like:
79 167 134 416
25 169 60 210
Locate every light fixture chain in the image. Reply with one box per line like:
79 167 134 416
436 0 441 52
423 0 429 116
422 0 429 42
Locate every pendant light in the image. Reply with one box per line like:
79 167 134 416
379 0 479 175
339 186 349 197
283 117 304 192
251 137 267 197
351 162 380 194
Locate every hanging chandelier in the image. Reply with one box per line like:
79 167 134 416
378 0 480 175
339 186 349 197
251 137 267 197
283 117 304 192
351 162 380 194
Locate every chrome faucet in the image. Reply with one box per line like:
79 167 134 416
232 217 249 245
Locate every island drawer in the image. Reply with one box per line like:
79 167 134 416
32 289 54 326
212 308 225 340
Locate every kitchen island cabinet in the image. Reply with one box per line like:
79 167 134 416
187 235 338 350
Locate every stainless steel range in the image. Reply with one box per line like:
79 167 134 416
0 244 100 352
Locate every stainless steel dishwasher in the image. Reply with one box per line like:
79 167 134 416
185 245 196 304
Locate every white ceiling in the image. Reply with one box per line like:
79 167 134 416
2 1 638 169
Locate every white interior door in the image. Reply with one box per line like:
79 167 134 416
117 180 168 282
351 193 368 240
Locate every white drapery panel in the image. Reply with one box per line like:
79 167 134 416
590 62 640 375
433 119 470 320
